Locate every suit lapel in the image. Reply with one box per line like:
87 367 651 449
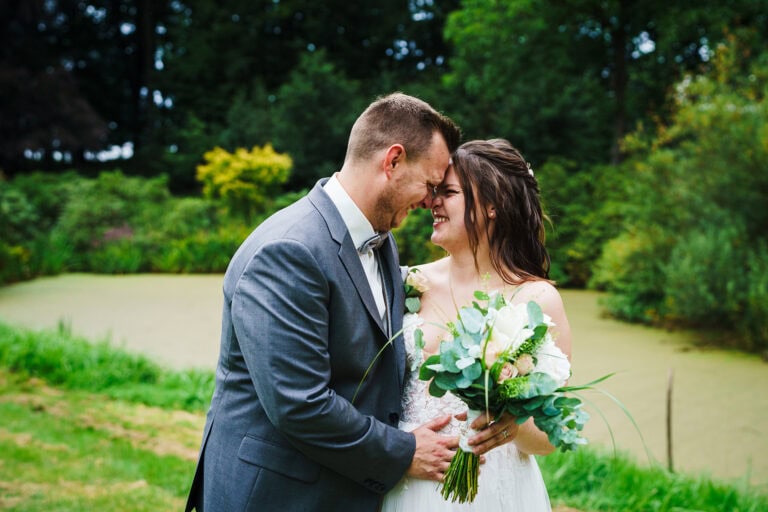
308 179 407 389
307 180 388 339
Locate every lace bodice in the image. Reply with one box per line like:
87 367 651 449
399 313 467 435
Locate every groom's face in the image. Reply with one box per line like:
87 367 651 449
373 132 450 231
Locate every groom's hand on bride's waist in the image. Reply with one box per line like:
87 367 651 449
406 415 458 482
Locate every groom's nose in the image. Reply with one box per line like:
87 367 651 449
419 186 438 209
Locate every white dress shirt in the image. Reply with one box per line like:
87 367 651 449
324 175 387 321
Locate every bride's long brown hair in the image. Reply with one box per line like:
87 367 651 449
450 138 551 285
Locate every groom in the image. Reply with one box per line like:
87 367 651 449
186 93 462 511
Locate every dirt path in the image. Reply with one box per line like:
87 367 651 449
1 273 767 492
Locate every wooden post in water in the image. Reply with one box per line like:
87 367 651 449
667 368 674 473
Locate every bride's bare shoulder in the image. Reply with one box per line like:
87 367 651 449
511 280 564 309
409 257 449 286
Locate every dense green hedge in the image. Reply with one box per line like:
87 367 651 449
0 171 286 283
0 165 443 279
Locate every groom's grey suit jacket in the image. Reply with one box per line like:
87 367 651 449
186 179 414 512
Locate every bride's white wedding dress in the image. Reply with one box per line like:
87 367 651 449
381 314 552 511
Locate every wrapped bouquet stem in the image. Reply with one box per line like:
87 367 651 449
441 409 483 502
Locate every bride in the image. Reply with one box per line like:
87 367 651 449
382 139 572 511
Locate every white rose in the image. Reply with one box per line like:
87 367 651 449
406 270 430 293
534 337 571 386
490 302 534 353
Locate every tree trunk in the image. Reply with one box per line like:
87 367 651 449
133 0 154 152
610 0 628 165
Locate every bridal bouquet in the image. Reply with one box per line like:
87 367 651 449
418 290 597 503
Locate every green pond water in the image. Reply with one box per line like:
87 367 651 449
1 273 766 492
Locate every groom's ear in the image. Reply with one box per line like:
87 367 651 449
382 144 405 177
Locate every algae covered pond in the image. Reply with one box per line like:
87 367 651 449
0 273 766 491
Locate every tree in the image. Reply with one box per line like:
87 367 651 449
443 0 768 166
269 50 364 188
159 0 457 122
0 1 108 170
0 0 171 172
592 35 768 350
1 0 460 186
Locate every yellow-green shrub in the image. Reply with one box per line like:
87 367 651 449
196 144 292 223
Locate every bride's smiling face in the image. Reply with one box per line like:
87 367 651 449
431 166 470 250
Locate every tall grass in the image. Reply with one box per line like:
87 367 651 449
0 321 214 411
540 448 767 511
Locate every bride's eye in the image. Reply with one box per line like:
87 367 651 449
433 185 462 199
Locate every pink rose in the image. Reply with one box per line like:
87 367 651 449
514 354 535 376
497 362 519 383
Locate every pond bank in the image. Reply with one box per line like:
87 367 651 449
0 273 766 492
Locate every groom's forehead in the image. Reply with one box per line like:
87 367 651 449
430 156 451 181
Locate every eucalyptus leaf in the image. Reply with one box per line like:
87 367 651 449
542 402 560 416
456 356 475 370
459 307 484 333
405 297 421 313
533 324 548 340
439 344 461 373
471 301 487 316
488 292 506 310
455 374 474 389
435 372 458 390
527 301 544 326
523 399 545 411
414 328 425 351
428 378 448 397
462 361 482 381
460 332 478 350
514 414 532 425
528 373 559 396
419 354 441 380
554 396 581 408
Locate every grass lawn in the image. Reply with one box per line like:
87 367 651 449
0 370 204 511
1 321 767 511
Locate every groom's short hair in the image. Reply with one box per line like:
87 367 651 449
345 92 460 164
